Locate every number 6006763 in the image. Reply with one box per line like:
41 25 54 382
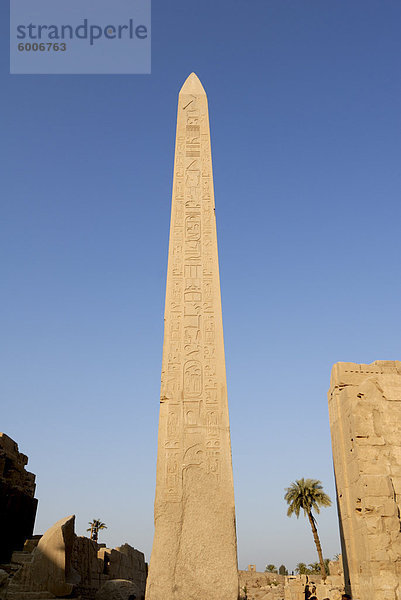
18 43 67 51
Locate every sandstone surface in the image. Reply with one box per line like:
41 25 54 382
11 514 76 596
238 570 284 600
145 73 238 600
9 515 146 600
328 360 401 600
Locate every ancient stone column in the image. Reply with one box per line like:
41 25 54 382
145 73 238 600
328 360 401 600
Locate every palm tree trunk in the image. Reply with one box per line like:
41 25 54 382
307 511 327 580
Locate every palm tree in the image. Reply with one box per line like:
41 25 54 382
265 564 277 573
308 561 321 574
295 562 309 575
87 518 107 542
284 478 331 579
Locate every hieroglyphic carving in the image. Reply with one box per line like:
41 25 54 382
184 317 201 358
183 443 204 468
159 76 221 500
205 388 218 404
166 363 180 395
147 73 238 600
204 315 215 343
184 360 202 397
204 345 215 360
165 451 181 499
170 313 181 342
185 214 201 241
185 240 201 262
172 243 183 277
207 410 219 436
206 450 220 480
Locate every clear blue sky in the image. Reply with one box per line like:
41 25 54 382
1 0 400 573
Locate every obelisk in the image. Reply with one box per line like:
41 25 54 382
145 73 238 600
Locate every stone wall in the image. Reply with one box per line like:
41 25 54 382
284 574 343 600
0 433 38 563
9 515 147 599
73 537 147 599
238 570 284 600
328 360 401 600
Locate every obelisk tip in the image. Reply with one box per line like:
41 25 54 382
179 72 206 95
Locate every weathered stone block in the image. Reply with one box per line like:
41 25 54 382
12 514 76 596
0 434 38 563
328 360 401 600
360 474 393 498
10 516 147 599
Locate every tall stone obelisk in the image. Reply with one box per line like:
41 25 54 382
145 73 238 600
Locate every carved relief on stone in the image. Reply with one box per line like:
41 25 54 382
184 401 201 429
204 316 215 343
182 94 200 114
173 228 183 245
202 198 212 212
171 281 182 303
184 289 201 303
205 388 218 404
185 240 201 261
206 439 220 449
172 244 183 276
184 301 202 317
148 74 238 600
164 439 179 449
167 410 179 438
204 345 215 360
203 256 213 276
165 452 180 496
186 168 200 189
183 443 204 469
174 202 184 225
203 280 213 300
205 375 217 390
176 135 185 155
206 450 220 480
175 180 184 198
185 214 201 241
170 314 181 342
203 211 212 230
186 125 200 145
185 121 200 157
205 362 216 378
203 231 212 253
203 301 213 313
166 363 180 395
184 264 201 280
185 410 197 426
184 360 202 397
185 197 201 209
207 410 219 436
168 343 180 364
184 320 201 358
202 155 211 176
202 179 210 198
